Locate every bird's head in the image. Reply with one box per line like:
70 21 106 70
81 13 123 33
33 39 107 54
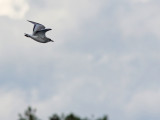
24 33 30 37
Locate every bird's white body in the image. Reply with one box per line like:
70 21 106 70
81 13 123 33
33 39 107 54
25 34 52 43
25 20 53 43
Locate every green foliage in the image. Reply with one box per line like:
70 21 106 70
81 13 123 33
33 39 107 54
65 113 80 120
50 114 60 120
97 115 108 120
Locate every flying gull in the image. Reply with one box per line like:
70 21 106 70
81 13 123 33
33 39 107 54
24 20 53 43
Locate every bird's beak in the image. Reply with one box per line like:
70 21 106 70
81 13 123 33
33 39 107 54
51 40 54 42
24 33 28 37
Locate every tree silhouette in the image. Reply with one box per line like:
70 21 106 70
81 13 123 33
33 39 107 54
50 114 60 120
65 113 80 120
18 107 39 120
18 107 108 120
97 115 108 120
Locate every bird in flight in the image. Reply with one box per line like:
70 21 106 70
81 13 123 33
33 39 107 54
24 20 53 43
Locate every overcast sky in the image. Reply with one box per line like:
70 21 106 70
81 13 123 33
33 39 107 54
0 0 160 120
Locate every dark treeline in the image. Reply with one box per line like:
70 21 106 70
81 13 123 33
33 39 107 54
18 107 108 120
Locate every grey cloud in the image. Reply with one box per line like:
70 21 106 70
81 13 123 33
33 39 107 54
0 0 160 120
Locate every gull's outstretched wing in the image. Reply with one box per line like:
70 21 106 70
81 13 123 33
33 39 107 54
35 28 52 38
27 20 45 35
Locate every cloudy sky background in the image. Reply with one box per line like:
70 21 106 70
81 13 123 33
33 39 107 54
0 0 160 120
